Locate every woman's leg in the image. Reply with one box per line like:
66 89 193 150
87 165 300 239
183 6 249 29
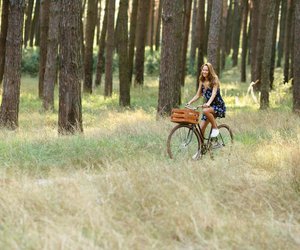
200 120 209 135
203 108 217 128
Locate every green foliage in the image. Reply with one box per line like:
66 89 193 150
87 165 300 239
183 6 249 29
145 49 160 75
21 48 39 76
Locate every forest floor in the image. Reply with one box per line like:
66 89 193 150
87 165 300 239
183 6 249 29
0 68 299 249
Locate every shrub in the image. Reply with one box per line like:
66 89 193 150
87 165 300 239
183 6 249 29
21 48 40 76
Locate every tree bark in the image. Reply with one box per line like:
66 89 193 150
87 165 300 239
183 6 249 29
241 0 249 82
207 0 223 74
253 0 268 90
95 0 102 45
196 0 205 83
84 0 97 93
189 0 198 72
204 0 213 55
43 0 60 111
134 0 151 85
30 0 40 47
118 0 130 106
181 0 192 87
250 0 259 81
23 0 34 48
38 0 50 99
225 0 233 55
284 0 294 83
128 0 139 83
0 0 9 85
157 0 184 116
58 0 83 134
276 0 287 67
155 0 162 51
220 0 228 70
260 0 277 110
104 0 115 97
95 0 109 87
0 0 25 129
148 0 155 52
231 0 242 67
293 0 300 113
269 0 281 88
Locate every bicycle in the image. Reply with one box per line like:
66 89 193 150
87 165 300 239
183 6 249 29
167 105 233 160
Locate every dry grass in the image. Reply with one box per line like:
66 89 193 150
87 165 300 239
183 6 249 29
0 109 299 249
0 75 299 249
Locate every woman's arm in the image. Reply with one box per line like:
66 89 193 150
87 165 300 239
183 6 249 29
187 82 202 105
205 82 219 107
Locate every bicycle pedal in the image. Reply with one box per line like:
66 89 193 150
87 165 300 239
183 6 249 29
211 142 222 149
192 151 201 160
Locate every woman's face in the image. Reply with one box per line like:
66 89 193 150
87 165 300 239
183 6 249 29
202 65 209 78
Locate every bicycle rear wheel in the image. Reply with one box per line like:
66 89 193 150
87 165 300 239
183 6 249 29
215 124 233 148
167 124 201 160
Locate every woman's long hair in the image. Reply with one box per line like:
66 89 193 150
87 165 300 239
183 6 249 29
199 63 220 88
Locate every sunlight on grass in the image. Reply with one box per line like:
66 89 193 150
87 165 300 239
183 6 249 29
0 71 300 249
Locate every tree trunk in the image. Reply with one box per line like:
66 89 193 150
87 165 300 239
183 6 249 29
157 0 184 116
189 0 198 72
128 0 139 83
118 0 130 106
260 0 277 110
96 0 101 45
204 0 213 55
104 0 115 97
253 0 268 89
250 0 259 81
38 0 50 99
225 0 233 55
269 0 280 88
0 0 25 129
43 0 60 111
220 0 228 70
148 0 155 52
276 0 287 67
58 0 83 134
155 0 162 51
23 0 34 48
0 0 9 85
207 0 223 74
293 0 300 113
290 2 295 81
30 0 40 47
284 0 293 83
241 0 249 82
231 0 242 67
134 0 151 86
80 0 87 72
196 0 205 83
95 0 109 87
114 7 120 52
181 0 192 87
84 0 97 94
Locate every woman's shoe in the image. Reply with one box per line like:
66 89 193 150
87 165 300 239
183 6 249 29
210 128 219 138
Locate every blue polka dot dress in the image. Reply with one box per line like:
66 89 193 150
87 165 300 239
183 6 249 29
201 85 226 121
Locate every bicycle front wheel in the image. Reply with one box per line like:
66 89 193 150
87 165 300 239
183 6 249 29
216 124 233 148
167 124 201 160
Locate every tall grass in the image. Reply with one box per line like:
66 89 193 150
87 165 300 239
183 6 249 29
0 71 299 249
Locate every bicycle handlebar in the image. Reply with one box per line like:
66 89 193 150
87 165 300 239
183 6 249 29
185 104 210 110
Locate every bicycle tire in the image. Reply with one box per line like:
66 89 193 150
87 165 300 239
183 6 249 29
167 124 201 160
215 124 234 149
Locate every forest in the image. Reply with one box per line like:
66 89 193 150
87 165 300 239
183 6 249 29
0 0 299 249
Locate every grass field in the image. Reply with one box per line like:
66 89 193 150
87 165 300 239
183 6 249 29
0 69 299 249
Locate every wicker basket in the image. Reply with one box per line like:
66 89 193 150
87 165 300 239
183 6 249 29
171 108 200 124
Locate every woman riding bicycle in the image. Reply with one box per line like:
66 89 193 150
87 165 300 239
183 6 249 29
187 62 226 138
